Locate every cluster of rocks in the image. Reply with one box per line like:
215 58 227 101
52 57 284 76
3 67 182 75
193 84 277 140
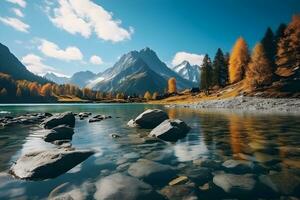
128 109 190 142
0 112 52 127
76 112 112 123
9 111 94 181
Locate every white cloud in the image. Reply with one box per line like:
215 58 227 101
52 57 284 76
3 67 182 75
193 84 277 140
6 0 26 8
47 0 133 42
12 8 24 18
38 39 83 61
89 55 103 65
172 52 204 67
0 17 29 32
21 54 56 75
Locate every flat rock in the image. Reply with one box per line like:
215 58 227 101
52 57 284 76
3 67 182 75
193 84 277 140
130 109 169 128
128 159 176 185
94 173 163 200
9 149 94 180
41 112 75 129
44 125 75 142
149 119 190 142
213 173 257 195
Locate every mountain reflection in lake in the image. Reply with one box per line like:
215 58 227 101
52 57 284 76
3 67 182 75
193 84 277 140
0 104 299 199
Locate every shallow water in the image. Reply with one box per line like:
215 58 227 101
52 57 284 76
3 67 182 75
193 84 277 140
0 104 300 199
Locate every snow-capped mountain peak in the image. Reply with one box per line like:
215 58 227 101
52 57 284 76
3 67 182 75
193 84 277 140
173 60 201 84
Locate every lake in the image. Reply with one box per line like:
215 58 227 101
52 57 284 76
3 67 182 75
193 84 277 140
0 104 300 199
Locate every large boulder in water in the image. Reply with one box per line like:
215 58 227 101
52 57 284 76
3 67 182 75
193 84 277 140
94 173 163 200
9 149 94 180
44 125 75 142
128 159 176 185
41 112 75 129
149 119 190 142
129 109 169 128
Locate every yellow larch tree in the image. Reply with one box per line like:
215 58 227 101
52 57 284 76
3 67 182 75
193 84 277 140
168 77 177 94
245 43 273 90
229 37 250 84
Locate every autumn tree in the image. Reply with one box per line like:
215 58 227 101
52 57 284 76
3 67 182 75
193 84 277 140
229 37 250 83
276 15 300 76
144 91 152 101
0 88 7 97
212 48 228 87
275 23 287 46
152 92 159 100
168 77 177 94
29 83 39 96
261 27 276 73
16 86 22 97
200 54 213 94
246 43 273 90
95 91 102 99
40 83 52 97
116 93 124 99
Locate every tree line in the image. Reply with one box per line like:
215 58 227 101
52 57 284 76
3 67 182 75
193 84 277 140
0 72 134 102
200 15 299 93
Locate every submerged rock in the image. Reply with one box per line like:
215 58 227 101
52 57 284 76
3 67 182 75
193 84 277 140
213 173 257 195
129 109 169 128
160 182 199 200
259 171 300 195
44 125 75 142
9 149 94 180
149 119 190 142
41 112 75 129
94 173 163 200
128 159 176 185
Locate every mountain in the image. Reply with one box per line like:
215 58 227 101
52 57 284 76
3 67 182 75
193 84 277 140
44 71 96 88
88 51 167 94
44 72 69 85
69 71 96 88
0 43 48 84
173 61 201 85
88 48 194 94
137 47 194 89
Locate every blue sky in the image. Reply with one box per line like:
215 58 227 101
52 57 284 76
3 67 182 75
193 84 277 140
0 0 299 77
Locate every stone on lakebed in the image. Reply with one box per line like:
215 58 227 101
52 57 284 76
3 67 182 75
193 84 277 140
9 149 94 180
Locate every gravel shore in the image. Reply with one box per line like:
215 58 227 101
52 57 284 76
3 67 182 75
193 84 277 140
167 96 300 113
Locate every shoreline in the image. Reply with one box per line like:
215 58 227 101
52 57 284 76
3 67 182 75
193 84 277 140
163 96 300 113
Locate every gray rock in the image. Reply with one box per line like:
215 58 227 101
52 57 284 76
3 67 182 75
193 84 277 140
222 159 256 174
94 173 163 200
41 112 75 129
89 118 102 123
213 173 257 195
259 171 300 195
9 149 94 180
130 109 169 128
149 119 190 142
128 159 176 185
44 125 75 142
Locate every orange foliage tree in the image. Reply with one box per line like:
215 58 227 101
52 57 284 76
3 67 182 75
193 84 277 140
144 91 152 100
246 43 273 90
168 77 177 94
276 15 300 73
40 83 52 97
229 37 250 84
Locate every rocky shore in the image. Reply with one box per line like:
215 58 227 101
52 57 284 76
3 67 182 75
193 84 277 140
168 96 300 113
